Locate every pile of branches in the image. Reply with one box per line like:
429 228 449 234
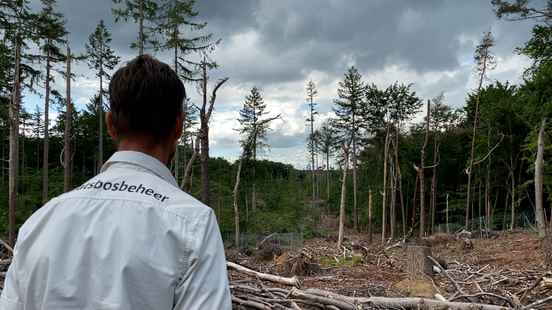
430 257 552 309
228 261 534 310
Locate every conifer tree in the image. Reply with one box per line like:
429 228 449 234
85 20 120 171
314 120 337 202
238 87 280 211
334 66 365 231
36 0 66 204
306 80 318 203
112 0 158 55
157 0 218 81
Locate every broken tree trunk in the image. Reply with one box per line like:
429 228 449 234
419 100 430 238
535 118 546 239
181 135 199 192
337 144 350 249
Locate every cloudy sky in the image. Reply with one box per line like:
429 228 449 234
26 0 538 168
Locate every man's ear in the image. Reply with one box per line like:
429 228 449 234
106 111 119 141
173 112 184 144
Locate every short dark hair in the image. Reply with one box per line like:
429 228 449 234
109 54 185 141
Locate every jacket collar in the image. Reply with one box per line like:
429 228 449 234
101 151 178 188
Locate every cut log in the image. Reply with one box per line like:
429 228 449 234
296 288 509 310
405 244 433 279
227 261 302 287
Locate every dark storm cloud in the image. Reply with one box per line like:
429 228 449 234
31 0 536 84
26 0 540 167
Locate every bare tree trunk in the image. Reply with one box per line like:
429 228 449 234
446 193 449 234
352 131 358 231
326 152 330 203
98 39 104 172
382 125 390 242
412 171 419 229
394 125 406 238
42 46 51 204
466 49 488 229
63 45 72 192
430 136 439 235
535 119 546 238
368 189 373 243
173 41 180 182
419 100 430 238
485 127 491 231
200 120 209 205
510 170 516 231
8 39 21 247
252 148 256 212
390 153 396 240
233 157 244 248
138 0 144 55
181 136 199 192
200 63 209 205
337 146 349 248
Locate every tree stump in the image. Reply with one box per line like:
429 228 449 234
406 244 433 279
544 234 552 269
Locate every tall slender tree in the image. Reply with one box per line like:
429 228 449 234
37 0 66 204
334 66 365 231
314 120 336 203
238 86 280 212
85 20 120 171
63 43 72 192
4 0 38 246
306 80 318 203
386 82 421 238
112 0 158 55
466 32 495 229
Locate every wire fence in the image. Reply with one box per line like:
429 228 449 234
222 232 304 251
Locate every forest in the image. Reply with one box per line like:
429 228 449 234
2 0 552 309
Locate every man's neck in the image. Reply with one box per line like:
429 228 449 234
117 140 171 166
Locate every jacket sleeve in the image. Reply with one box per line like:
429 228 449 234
173 210 231 310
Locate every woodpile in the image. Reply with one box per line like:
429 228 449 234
229 260 520 309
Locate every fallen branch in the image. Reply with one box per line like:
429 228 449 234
227 261 302 287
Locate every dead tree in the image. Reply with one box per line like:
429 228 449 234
337 143 350 249
417 100 431 238
381 124 391 242
535 118 546 238
368 189 373 243
181 135 199 192
233 155 244 248
63 44 73 192
198 61 228 206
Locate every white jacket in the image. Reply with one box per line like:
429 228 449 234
0 151 232 310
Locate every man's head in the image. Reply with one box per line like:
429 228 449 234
107 55 185 164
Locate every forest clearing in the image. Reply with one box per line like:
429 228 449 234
3 0 552 309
